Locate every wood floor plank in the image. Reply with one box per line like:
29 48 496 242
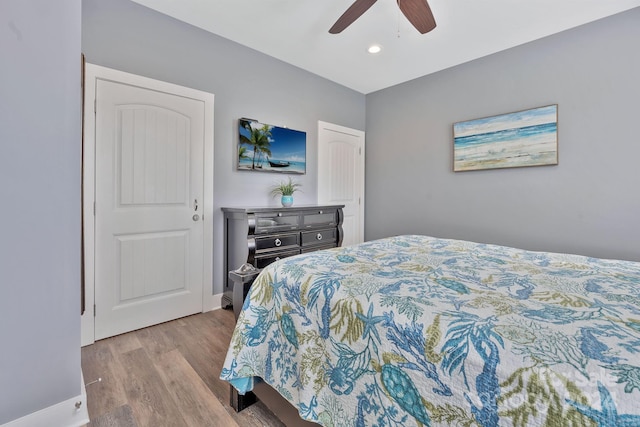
88 404 138 427
118 347 189 427
133 320 178 358
169 328 231 403
205 307 239 334
153 348 237 427
167 312 225 353
107 331 142 355
81 339 128 420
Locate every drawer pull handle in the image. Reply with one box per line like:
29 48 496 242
277 213 282 217
316 233 323 241
275 238 282 247
319 210 323 214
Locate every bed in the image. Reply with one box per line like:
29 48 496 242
220 235 640 426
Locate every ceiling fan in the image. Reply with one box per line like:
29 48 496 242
329 0 436 34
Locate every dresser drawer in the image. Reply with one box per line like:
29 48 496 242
255 249 300 268
301 243 337 254
254 211 300 234
301 209 338 229
301 228 337 247
255 233 299 251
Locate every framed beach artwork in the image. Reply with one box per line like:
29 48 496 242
453 105 558 172
238 118 306 174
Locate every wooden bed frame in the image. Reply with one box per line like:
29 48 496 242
230 377 317 426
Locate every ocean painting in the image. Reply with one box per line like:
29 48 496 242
453 105 558 172
238 118 306 174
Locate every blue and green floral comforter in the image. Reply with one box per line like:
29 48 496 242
221 235 640 426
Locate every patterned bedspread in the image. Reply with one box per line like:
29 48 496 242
221 235 640 426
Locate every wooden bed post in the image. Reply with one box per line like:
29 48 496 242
230 386 257 412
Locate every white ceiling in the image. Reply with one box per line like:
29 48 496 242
130 0 640 94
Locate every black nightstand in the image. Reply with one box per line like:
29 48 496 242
229 268 261 320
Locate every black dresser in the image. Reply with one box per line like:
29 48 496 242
221 204 344 308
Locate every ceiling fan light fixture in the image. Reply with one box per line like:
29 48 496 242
367 44 382 54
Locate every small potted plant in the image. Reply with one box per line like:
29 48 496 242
269 177 301 207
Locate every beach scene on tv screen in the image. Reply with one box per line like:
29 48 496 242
238 119 306 174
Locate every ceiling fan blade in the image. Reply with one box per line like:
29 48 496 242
397 0 436 34
329 0 378 34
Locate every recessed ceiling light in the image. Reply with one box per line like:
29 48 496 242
367 44 382 54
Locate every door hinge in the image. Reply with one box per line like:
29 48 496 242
93 304 96 317
93 98 96 114
93 201 96 216
359 147 362 155
359 197 361 205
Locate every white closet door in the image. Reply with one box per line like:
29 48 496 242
318 121 365 247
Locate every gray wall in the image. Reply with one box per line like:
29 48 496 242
366 8 640 262
0 0 81 423
82 0 366 296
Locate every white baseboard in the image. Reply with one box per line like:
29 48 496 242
208 292 224 311
1 373 89 427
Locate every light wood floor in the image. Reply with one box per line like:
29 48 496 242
81 308 286 427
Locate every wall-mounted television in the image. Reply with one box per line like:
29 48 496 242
237 118 306 174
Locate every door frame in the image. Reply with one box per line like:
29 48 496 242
81 63 215 346
317 120 365 246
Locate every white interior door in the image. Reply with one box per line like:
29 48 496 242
318 121 365 246
94 78 206 340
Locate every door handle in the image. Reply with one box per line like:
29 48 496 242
192 214 200 221
194 198 199 211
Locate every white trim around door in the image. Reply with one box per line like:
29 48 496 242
81 63 215 346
